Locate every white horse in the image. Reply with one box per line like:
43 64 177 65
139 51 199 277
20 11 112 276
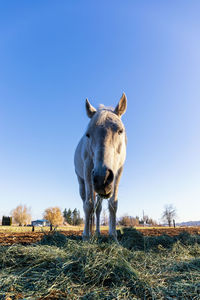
74 94 127 240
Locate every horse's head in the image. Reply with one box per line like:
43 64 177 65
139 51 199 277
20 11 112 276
85 94 127 198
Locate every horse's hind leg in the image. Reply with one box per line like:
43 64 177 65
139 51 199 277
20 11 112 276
95 195 102 236
77 175 86 202
83 197 94 239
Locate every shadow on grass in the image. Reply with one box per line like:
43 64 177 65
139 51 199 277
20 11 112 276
117 228 200 251
38 227 200 252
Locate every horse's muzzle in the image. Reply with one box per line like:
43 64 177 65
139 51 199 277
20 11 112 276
92 167 114 198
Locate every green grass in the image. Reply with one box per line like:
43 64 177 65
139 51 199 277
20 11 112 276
0 229 200 299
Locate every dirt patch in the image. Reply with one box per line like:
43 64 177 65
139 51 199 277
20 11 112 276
0 227 199 245
137 227 200 236
0 231 81 245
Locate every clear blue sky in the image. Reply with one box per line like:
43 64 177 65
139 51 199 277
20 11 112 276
0 1 200 223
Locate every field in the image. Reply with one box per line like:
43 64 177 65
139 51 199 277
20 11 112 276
0 225 200 245
0 226 200 299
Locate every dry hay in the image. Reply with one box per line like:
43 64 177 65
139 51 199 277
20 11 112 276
0 230 200 299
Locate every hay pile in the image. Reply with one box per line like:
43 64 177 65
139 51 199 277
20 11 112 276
0 230 200 299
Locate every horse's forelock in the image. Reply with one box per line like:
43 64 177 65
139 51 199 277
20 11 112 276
98 104 114 112
88 106 123 128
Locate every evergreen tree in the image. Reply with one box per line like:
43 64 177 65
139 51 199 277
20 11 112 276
63 208 83 225
63 208 72 224
72 208 78 225
67 209 73 224
75 210 83 225
63 208 67 222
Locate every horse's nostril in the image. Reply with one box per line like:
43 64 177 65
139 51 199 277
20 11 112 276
93 168 114 190
105 169 114 185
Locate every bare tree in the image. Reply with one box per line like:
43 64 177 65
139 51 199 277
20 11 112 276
43 207 64 226
162 204 177 227
101 208 108 226
11 205 31 226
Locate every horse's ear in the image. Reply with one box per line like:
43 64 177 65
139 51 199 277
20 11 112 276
85 99 97 118
114 93 127 117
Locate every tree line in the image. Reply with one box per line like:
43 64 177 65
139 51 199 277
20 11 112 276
1 204 177 227
118 215 158 227
1 205 84 227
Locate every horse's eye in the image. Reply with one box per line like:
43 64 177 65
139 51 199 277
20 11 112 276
118 129 123 135
86 133 90 138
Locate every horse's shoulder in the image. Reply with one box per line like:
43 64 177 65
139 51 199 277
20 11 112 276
75 136 90 159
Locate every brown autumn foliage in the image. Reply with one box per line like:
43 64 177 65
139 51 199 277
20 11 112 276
119 215 139 227
11 205 31 226
43 207 64 226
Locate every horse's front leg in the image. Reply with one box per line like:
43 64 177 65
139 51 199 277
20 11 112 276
89 191 96 236
82 166 95 240
108 198 118 240
108 167 123 240
95 195 102 236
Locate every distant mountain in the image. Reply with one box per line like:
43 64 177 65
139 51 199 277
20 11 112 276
176 221 200 226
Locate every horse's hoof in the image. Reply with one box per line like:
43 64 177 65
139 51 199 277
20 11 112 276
108 235 119 243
